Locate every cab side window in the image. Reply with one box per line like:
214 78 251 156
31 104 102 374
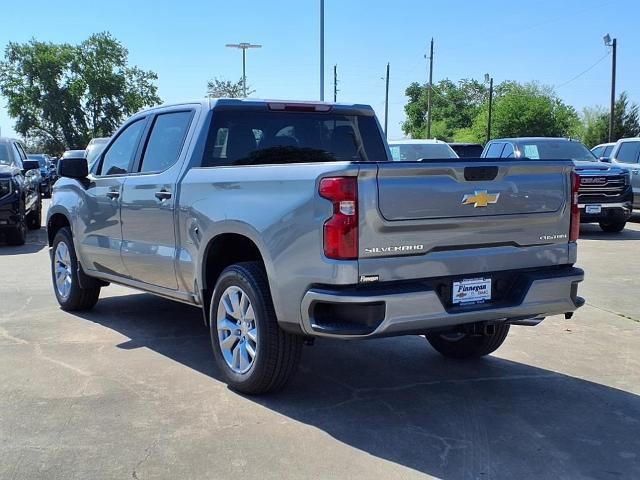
501 143 515 158
99 119 145 176
485 142 504 158
616 142 640 164
11 143 24 170
139 111 193 173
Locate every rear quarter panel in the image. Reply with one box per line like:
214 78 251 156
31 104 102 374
177 162 361 330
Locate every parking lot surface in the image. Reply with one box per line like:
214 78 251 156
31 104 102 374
1 202 639 479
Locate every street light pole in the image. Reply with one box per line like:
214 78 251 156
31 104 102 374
225 42 262 97
384 62 390 137
320 0 325 101
426 38 434 138
604 34 617 142
485 74 494 143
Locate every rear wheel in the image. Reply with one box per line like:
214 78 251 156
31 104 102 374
599 219 626 233
209 262 303 394
426 324 510 359
51 227 101 311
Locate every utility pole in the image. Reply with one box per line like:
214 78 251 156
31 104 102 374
320 0 325 101
333 64 338 102
604 34 617 142
485 74 494 143
225 42 262 97
384 62 390 137
426 38 434 138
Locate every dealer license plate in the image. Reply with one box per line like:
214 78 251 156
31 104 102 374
452 278 492 305
585 205 602 214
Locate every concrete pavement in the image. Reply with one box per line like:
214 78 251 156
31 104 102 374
1 205 639 479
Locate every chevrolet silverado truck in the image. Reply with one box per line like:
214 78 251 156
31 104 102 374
47 99 584 394
482 137 633 232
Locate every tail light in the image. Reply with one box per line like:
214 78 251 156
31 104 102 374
570 171 580 241
319 177 358 259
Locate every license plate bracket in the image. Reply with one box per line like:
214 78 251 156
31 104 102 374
452 278 492 305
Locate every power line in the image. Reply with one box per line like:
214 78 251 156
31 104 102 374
554 51 610 89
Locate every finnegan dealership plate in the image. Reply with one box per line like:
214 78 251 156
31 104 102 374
585 205 602 214
452 278 492 304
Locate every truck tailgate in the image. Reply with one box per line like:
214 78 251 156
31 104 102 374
357 160 576 282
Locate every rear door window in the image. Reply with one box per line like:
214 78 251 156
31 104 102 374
616 142 640 164
201 110 388 167
139 111 193 173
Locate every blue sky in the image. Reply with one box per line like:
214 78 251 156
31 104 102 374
1 0 638 141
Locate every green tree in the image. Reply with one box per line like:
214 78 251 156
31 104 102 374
402 78 488 140
0 32 161 154
207 77 255 98
582 92 640 147
470 82 580 142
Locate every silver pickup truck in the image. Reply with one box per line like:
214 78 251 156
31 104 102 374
47 99 584 394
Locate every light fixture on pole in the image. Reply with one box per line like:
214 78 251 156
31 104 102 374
225 42 262 97
603 33 617 142
485 73 494 144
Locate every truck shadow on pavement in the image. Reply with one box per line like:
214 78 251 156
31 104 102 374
0 228 48 255
579 224 640 240
75 293 640 479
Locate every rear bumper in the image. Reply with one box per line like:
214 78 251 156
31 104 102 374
300 266 584 339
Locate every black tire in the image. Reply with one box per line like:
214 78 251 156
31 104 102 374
6 202 26 246
26 199 41 230
426 324 510 359
209 262 303 395
599 219 626 233
51 227 100 311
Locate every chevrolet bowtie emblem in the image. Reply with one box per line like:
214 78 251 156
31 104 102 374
462 190 500 208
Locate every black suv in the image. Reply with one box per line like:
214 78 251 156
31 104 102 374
0 138 43 245
482 137 633 232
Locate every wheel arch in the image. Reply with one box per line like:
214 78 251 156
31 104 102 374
200 231 270 325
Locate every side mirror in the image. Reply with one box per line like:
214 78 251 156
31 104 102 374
22 159 40 174
599 156 612 163
58 157 88 179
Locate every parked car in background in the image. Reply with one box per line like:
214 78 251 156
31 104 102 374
449 142 484 158
85 137 110 169
27 153 55 198
591 142 615 160
56 150 86 176
606 137 640 211
388 139 458 161
47 99 584 394
0 138 42 245
482 137 633 232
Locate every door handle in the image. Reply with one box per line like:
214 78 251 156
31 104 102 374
106 190 120 199
155 190 172 201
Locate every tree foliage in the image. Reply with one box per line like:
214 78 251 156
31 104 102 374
207 77 255 98
470 82 581 142
403 78 487 140
403 79 581 143
581 92 640 147
0 32 161 154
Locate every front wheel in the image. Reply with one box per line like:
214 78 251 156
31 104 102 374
27 200 41 230
6 203 26 245
209 262 303 394
599 219 626 233
426 324 510 359
51 227 101 311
